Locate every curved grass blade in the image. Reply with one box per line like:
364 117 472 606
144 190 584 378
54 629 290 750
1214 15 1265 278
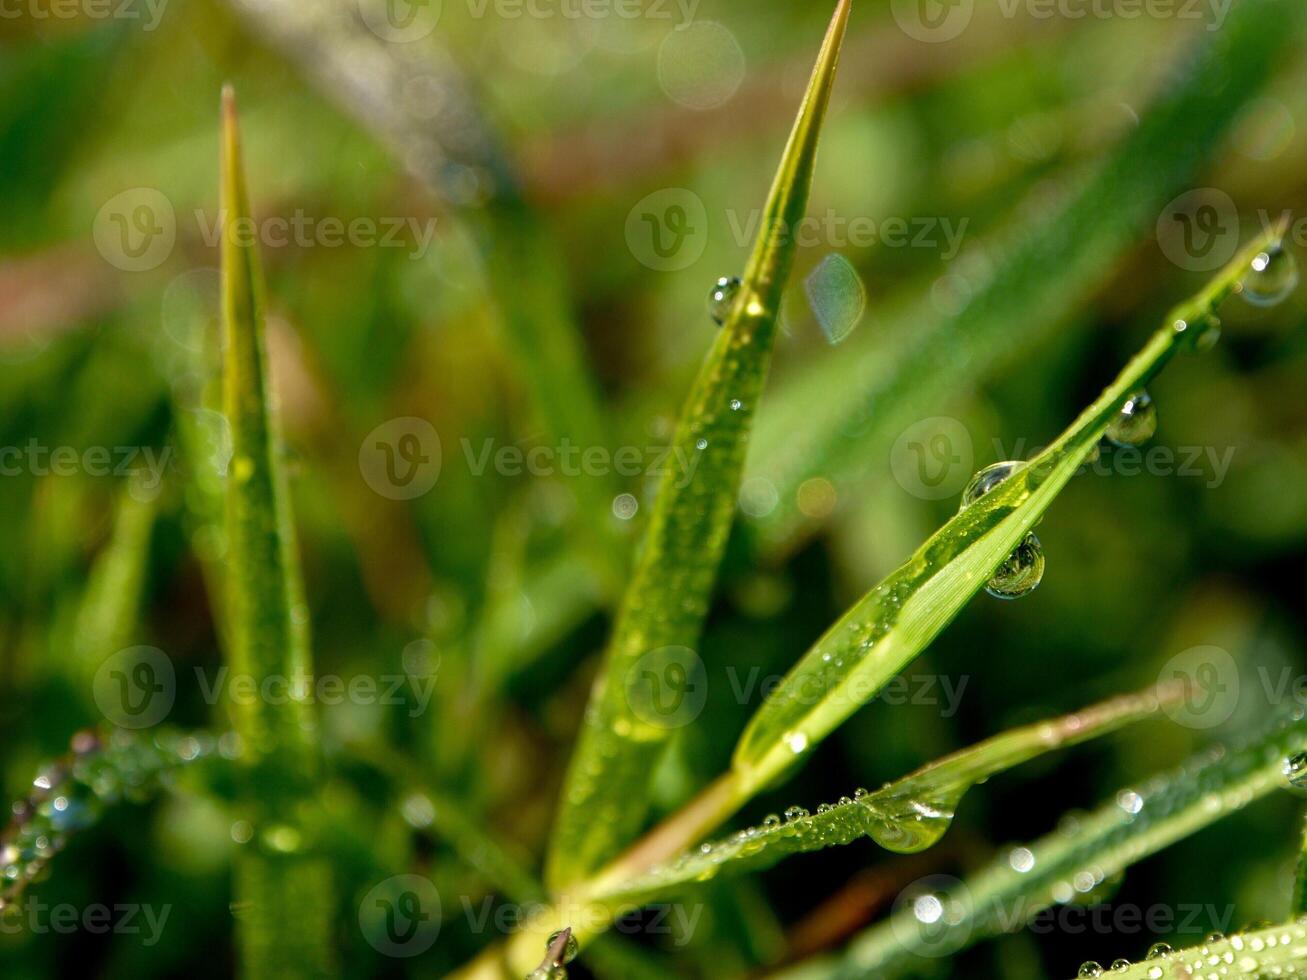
218 87 334 979
587 684 1177 905
0 729 216 912
809 708 1307 980
732 225 1286 795
1080 919 1307 979
744 0 1302 556
545 0 853 891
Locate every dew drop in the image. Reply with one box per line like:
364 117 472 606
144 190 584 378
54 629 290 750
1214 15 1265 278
783 806 809 822
987 534 1045 600
1283 751 1307 787
1173 311 1222 352
708 276 741 325
1146 942 1173 959
782 730 809 754
959 460 1023 509
546 929 580 964
761 814 781 830
1009 846 1036 873
1110 959 1131 972
958 462 1045 599
1078 962 1104 978
1105 390 1157 448
1242 244 1298 307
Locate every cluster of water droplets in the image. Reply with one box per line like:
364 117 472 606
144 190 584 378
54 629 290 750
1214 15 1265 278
958 461 1045 599
1077 920 1307 978
1 729 215 914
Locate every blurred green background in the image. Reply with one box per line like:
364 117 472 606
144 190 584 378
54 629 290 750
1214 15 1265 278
2 0 1307 976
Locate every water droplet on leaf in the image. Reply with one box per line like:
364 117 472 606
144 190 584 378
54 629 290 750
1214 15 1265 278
708 276 741 325
1242 245 1298 307
546 929 579 964
1105 390 1156 447
959 462 1045 599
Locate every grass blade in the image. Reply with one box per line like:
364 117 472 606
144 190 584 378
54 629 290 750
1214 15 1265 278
1080 919 1307 979
219 86 334 979
744 0 1301 555
815 709 1307 979
545 0 853 891
732 225 1286 794
587 684 1176 905
70 478 158 694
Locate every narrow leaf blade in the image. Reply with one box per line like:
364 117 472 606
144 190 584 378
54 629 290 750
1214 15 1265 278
732 226 1283 793
545 0 853 890
587 685 1175 904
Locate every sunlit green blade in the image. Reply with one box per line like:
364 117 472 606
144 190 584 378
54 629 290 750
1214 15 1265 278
1 729 216 910
219 86 333 979
545 0 853 891
732 226 1283 794
586 685 1174 905
1083 919 1307 979
807 709 1307 980
745 0 1300 556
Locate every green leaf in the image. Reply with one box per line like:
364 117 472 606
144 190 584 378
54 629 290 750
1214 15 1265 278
1077 919 1307 979
744 0 1302 556
808 709 1307 979
218 86 334 980
732 225 1285 794
586 684 1176 905
545 0 853 891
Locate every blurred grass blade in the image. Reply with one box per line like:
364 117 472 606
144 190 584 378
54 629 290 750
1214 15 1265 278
70 479 158 691
224 0 619 566
545 0 853 891
219 87 334 979
745 0 1300 555
587 684 1175 904
1084 919 1307 979
813 709 1307 980
1 730 215 910
732 226 1283 794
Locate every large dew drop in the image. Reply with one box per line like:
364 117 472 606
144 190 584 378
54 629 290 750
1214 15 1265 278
959 461 1045 600
1283 751 1307 788
1241 244 1299 307
708 276 741 325
1105 389 1157 448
